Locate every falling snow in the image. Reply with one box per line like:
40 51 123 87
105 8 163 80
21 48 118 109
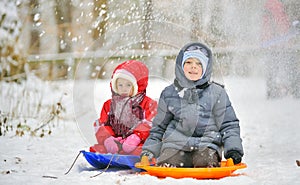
1 0 300 184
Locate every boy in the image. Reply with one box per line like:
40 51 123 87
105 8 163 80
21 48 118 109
141 42 244 167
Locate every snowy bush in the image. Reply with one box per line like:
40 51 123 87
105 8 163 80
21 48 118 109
0 0 25 80
0 74 68 137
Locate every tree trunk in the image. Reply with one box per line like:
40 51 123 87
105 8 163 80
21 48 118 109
51 0 73 80
190 0 201 42
92 0 108 49
141 0 153 49
54 0 72 53
29 0 41 54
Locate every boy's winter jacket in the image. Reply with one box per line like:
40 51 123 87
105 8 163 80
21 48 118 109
142 42 244 160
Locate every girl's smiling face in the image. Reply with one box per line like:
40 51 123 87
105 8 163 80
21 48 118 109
116 78 134 96
183 58 203 81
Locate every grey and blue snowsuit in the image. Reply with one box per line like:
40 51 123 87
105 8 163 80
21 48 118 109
142 42 244 165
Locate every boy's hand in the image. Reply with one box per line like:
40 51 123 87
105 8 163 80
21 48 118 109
226 150 242 164
140 150 154 162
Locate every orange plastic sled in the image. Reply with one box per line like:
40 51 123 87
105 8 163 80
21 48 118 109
135 156 247 179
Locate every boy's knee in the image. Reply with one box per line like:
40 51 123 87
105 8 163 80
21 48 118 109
192 148 220 167
157 148 192 167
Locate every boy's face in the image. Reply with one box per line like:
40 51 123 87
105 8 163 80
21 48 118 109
183 58 203 81
116 78 134 96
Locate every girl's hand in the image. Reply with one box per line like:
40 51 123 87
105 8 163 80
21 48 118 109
122 134 141 153
104 136 120 154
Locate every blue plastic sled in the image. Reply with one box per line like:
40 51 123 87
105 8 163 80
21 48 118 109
81 150 141 171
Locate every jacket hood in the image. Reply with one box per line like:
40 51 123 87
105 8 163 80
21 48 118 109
110 60 149 95
175 42 213 88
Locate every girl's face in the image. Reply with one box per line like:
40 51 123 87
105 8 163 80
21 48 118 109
116 78 134 96
183 58 203 81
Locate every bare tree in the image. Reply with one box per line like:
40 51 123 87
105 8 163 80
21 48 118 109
141 0 153 49
54 0 72 53
92 0 108 49
29 0 41 54
190 0 201 42
190 1 224 47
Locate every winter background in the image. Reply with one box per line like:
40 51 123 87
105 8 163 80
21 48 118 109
1 0 300 185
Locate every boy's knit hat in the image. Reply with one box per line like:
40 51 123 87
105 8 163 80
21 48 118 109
182 50 209 79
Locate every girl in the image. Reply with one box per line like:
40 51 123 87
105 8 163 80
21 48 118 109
90 60 157 155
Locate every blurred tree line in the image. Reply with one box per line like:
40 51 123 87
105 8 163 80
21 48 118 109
1 0 299 81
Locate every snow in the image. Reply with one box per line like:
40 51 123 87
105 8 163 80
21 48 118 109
1 75 300 185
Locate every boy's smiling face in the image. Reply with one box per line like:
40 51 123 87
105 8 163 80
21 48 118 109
183 58 203 81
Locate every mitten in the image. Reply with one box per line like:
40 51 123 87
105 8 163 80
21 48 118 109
122 134 141 153
225 150 242 164
140 150 155 162
104 136 120 154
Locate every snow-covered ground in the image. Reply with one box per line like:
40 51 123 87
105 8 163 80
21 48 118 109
1 75 300 185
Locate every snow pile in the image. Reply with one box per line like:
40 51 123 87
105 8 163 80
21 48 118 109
0 76 300 184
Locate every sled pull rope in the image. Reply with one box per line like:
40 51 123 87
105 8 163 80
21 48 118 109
90 153 115 178
64 150 82 175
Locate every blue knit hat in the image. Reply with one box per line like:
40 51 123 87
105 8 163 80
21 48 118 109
182 50 209 78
